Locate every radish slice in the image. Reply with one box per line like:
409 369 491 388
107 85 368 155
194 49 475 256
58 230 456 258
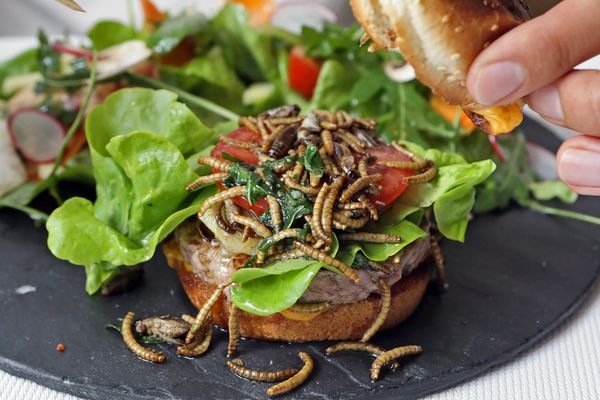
7 109 66 164
96 40 152 81
384 60 416 82
52 42 97 61
270 1 337 34
527 142 558 181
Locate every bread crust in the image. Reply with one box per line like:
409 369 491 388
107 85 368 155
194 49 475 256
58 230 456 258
164 239 432 342
351 0 530 108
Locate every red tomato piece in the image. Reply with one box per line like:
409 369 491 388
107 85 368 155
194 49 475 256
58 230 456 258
212 129 268 215
211 128 261 165
365 145 415 208
288 46 321 99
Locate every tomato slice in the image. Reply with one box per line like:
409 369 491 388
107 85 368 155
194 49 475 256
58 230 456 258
365 145 415 208
211 128 268 214
288 46 321 99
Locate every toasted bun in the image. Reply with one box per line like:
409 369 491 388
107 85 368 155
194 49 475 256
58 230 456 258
164 239 432 342
351 0 530 133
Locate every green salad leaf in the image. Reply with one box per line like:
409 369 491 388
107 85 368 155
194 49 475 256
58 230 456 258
87 21 138 50
0 48 39 97
528 180 578 204
147 13 207 54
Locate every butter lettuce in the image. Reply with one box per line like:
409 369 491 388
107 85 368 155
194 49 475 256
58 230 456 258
46 88 214 294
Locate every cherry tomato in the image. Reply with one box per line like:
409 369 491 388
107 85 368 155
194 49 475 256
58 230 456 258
365 145 415 208
211 129 268 214
288 46 321 99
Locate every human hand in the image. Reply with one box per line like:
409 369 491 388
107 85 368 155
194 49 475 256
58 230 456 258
466 0 600 195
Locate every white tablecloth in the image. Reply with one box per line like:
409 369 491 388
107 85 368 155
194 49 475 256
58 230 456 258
1 35 599 400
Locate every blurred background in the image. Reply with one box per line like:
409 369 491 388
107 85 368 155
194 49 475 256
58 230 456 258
0 0 562 36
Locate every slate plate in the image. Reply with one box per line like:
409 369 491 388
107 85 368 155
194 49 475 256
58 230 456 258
1 119 599 400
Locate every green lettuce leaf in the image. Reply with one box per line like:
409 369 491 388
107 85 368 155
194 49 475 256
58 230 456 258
529 180 577 204
0 48 39 97
87 21 138 50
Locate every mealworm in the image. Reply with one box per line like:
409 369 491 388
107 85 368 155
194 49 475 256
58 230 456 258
370 345 422 381
391 142 424 161
265 249 304 263
121 312 165 363
177 319 212 357
321 130 334 155
283 173 320 195
241 225 251 242
266 352 314 397
358 194 378 220
358 159 369 177
227 304 240 357
293 241 360 284
332 212 370 229
268 116 304 125
403 161 437 184
257 117 269 140
337 201 367 211
377 159 429 170
320 121 337 131
322 176 345 237
258 153 275 163
198 186 246 216
339 174 382 203
266 195 282 231
325 342 400 369
368 260 392 273
215 203 236 234
221 135 258 149
430 236 447 289
361 279 391 342
196 156 231 172
227 360 300 383
185 282 231 345
239 116 260 134
291 162 304 181
338 233 403 243
186 173 228 192
355 117 376 129
263 229 303 251
289 302 330 313
181 314 196 324
256 250 266 264
319 147 339 175
309 172 321 188
338 131 366 153
336 111 353 128
312 183 330 242
230 214 272 238
261 124 286 154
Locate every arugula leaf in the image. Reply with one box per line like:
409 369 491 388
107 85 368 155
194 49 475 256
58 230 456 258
298 144 324 176
529 180 577 204
88 21 138 51
147 13 207 54
310 59 355 110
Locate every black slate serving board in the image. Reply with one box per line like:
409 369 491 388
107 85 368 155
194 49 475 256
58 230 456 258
0 119 599 400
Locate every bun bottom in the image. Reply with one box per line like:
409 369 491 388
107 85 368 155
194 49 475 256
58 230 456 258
164 240 432 342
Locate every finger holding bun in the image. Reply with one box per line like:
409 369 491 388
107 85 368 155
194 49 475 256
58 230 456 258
350 0 531 134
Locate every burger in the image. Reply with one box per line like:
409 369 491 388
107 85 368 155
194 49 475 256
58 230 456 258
350 0 531 135
164 105 453 342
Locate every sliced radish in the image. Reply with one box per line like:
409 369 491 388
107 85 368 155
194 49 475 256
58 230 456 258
488 135 507 163
270 1 337 34
384 60 416 83
7 109 66 164
96 40 152 81
52 42 97 61
527 142 558 181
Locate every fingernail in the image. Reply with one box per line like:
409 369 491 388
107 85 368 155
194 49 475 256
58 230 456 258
559 148 600 188
528 84 564 122
472 61 526 105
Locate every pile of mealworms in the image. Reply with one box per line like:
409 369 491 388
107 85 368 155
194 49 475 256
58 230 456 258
114 106 445 395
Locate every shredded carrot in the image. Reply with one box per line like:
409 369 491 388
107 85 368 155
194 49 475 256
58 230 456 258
56 343 65 352
229 0 275 26
429 95 476 133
